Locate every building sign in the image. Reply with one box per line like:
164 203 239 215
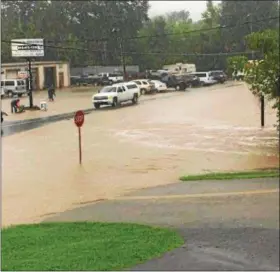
18 70 29 79
11 39 44 57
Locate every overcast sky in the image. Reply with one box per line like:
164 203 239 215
148 1 219 21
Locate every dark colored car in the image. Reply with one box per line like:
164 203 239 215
70 75 101 86
209 70 227 83
161 74 188 91
176 74 200 87
97 76 112 86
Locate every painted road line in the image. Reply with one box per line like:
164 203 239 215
107 189 279 201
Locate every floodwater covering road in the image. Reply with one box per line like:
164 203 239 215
2 82 279 226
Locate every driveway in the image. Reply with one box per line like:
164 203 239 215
45 178 279 270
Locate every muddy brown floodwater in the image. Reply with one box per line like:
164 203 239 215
2 83 279 227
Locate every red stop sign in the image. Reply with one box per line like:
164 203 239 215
74 110 84 127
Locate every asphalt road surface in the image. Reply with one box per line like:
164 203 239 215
45 178 279 271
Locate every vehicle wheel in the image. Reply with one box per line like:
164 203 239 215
189 83 193 88
175 85 180 91
179 83 186 91
140 88 145 95
94 103 100 109
112 97 118 107
8 91 13 97
18 94 23 97
132 94 138 104
109 81 113 85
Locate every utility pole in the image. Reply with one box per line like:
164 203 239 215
112 28 127 82
248 13 264 127
119 38 127 81
248 14 254 61
27 58 33 108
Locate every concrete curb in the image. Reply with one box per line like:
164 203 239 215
5 108 95 126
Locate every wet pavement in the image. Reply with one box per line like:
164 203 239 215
45 178 279 270
1 86 97 122
2 82 279 227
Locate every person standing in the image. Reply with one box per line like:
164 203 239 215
48 84 56 102
11 98 19 113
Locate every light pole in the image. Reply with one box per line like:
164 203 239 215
246 13 254 61
112 28 127 81
27 58 33 108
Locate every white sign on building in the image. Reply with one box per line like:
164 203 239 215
18 70 29 79
11 38 44 57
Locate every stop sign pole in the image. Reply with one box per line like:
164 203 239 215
74 110 85 164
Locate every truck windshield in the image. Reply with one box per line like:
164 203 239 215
99 86 116 93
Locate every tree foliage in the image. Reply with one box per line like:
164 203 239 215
1 0 279 71
226 55 248 76
244 29 280 128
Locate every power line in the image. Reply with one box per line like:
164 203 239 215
1 39 258 57
48 15 280 42
3 15 278 46
124 16 280 40
1 16 277 56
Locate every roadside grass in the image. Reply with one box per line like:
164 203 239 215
1 222 184 271
180 169 279 181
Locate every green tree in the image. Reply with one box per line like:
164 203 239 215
244 29 279 128
227 55 248 77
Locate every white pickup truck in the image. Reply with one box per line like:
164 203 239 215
98 73 123 83
92 82 140 109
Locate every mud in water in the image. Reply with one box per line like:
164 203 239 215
2 83 279 226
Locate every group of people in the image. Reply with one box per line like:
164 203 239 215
1 84 57 128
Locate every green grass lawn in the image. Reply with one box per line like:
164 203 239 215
1 222 184 271
180 169 279 181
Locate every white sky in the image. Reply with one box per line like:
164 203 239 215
148 1 219 21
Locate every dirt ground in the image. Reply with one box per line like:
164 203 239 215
1 82 279 227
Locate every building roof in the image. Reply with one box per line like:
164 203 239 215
1 61 69 67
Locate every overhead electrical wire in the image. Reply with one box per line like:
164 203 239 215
1 16 278 57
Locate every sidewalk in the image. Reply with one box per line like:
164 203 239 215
1 87 97 121
1 88 183 123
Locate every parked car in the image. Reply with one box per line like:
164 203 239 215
160 74 188 91
148 80 167 92
1 79 27 97
209 70 227 83
175 74 200 88
98 73 123 83
92 82 140 109
190 72 217 86
97 76 112 86
132 79 155 95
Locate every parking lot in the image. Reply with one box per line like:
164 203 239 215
2 82 279 226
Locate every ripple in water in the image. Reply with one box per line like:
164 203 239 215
115 124 279 156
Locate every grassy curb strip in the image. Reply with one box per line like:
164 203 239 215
180 169 279 181
1 222 184 271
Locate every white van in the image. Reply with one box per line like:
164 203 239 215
1 79 27 97
92 82 140 109
190 72 217 86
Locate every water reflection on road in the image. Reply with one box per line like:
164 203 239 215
2 83 279 226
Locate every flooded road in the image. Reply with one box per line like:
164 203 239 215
2 83 279 226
